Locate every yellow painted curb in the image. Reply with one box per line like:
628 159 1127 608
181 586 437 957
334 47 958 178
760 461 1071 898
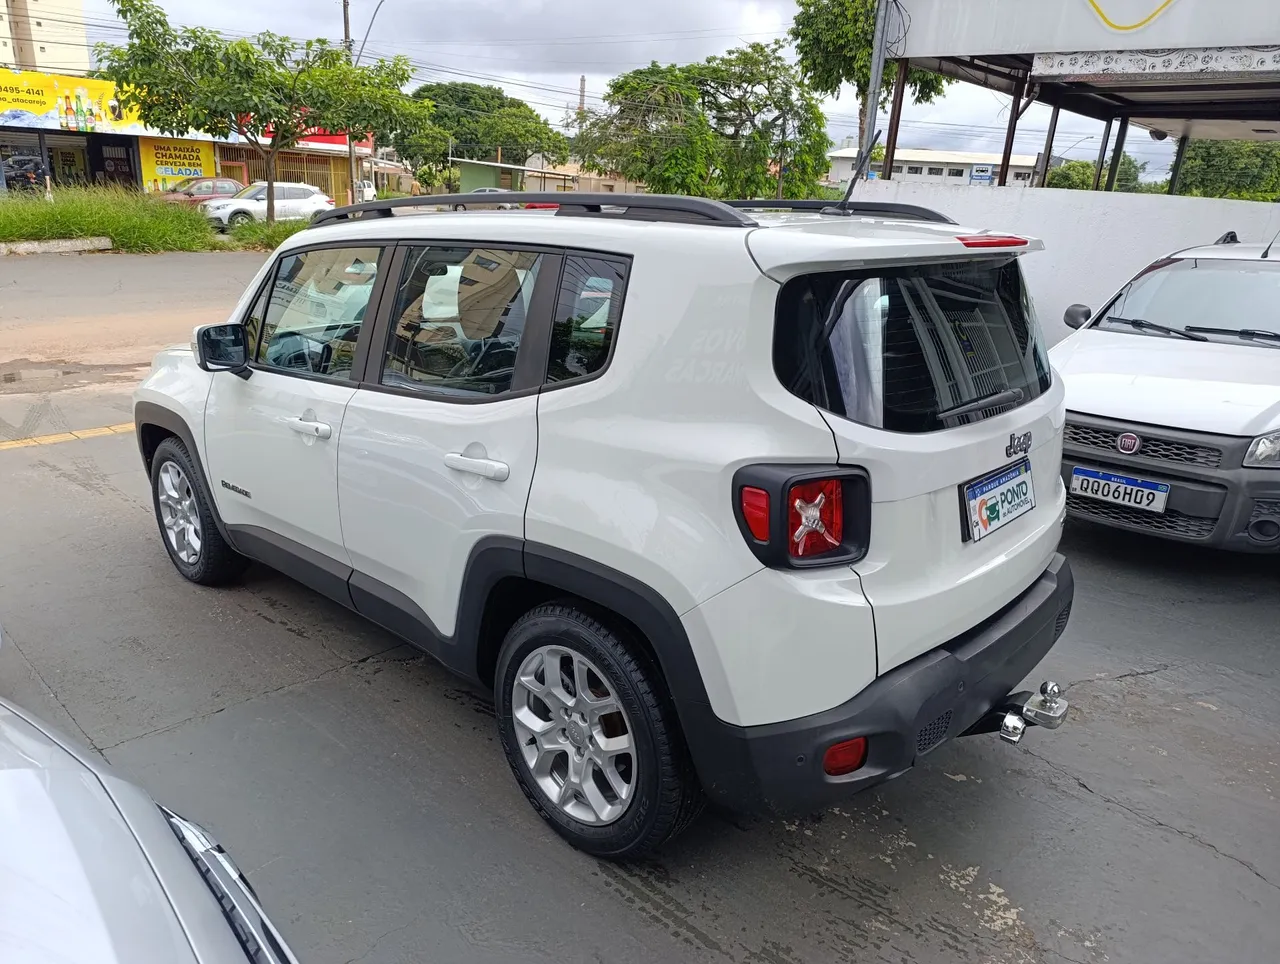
0 421 134 452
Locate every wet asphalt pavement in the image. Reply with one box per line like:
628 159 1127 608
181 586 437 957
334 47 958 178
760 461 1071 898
1 254 1277 964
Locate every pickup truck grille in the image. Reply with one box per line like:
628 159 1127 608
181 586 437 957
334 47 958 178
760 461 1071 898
1064 422 1222 468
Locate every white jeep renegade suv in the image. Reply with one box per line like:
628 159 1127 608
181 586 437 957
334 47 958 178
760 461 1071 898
134 193 1074 857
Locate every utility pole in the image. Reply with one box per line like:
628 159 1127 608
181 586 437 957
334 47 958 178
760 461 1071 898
343 0 358 206
858 0 889 178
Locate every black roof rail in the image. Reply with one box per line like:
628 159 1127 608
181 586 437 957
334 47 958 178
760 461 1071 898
310 192 758 229
721 198 956 224
1214 230 1240 244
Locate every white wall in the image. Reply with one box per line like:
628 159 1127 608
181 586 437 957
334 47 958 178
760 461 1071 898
855 179 1280 343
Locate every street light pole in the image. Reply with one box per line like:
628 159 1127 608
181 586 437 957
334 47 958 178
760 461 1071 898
344 1 392 206
356 0 388 65
343 0 357 206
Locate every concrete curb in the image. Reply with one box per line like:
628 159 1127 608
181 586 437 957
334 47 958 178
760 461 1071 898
0 237 114 256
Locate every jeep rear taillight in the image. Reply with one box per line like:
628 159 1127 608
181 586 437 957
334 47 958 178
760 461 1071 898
740 487 771 542
788 479 842 557
732 466 870 569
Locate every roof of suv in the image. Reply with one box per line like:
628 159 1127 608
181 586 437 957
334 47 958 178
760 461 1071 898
1171 241 1275 261
291 195 1043 274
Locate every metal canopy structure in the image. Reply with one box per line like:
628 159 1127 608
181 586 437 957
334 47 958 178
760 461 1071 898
878 0 1280 193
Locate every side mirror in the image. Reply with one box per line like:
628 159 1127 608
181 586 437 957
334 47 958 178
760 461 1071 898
195 323 250 377
1063 304 1092 329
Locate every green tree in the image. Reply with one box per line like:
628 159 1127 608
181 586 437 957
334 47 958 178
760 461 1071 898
1045 159 1095 190
1045 154 1147 192
790 0 949 148
476 104 570 167
576 44 831 198
692 41 831 199
396 123 454 173
98 0 430 222
574 63 720 195
406 81 566 166
1175 140 1280 201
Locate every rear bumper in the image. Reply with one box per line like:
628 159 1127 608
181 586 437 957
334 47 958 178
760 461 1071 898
691 554 1074 813
1061 414 1280 552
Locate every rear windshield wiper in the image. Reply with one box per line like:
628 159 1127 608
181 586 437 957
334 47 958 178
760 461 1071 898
1183 326 1280 342
1105 316 1208 341
937 387 1025 420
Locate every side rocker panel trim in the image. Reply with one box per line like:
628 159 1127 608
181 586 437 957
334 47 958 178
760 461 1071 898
228 525 354 609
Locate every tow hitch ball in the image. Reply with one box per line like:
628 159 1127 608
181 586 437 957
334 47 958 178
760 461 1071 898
998 681 1068 745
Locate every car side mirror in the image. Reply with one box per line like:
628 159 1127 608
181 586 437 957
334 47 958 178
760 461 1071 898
195 323 250 378
1063 304 1092 329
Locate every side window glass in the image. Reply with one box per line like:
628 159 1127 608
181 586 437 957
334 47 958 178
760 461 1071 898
192 181 214 196
255 247 383 380
545 256 626 384
242 279 271 359
216 180 237 194
381 245 542 397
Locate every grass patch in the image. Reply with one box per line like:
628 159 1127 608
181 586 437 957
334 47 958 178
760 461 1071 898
227 217 312 250
0 185 217 253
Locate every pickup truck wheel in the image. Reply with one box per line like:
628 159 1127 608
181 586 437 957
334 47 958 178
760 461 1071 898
150 437 248 586
496 603 703 858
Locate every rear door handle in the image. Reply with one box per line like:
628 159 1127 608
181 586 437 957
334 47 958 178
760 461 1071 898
444 453 510 481
284 416 332 440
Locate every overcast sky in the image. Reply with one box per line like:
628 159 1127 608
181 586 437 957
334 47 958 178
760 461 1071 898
82 0 1176 175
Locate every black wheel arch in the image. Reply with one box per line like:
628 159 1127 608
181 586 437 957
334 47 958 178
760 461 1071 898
135 402 237 548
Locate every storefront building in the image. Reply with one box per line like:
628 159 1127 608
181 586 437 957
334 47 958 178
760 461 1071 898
2 68 370 198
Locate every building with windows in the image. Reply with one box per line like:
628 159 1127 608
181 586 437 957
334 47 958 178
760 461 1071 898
1 0 90 73
827 146 1050 187
1 67 372 198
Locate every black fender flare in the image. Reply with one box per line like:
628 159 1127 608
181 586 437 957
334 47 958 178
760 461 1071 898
508 544 735 795
133 401 236 548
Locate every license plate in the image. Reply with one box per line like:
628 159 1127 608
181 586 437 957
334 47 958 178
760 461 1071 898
1070 467 1169 513
964 459 1036 542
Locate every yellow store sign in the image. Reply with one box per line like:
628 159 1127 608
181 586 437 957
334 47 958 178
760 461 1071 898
139 137 216 192
0 69 143 133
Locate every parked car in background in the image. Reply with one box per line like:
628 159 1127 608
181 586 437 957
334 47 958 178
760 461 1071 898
355 179 377 203
1050 232 1280 551
0 695 300 963
156 176 244 205
2 154 47 192
202 181 334 229
452 187 514 210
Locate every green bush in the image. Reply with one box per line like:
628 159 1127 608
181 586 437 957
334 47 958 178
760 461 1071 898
227 217 311 250
0 185 216 252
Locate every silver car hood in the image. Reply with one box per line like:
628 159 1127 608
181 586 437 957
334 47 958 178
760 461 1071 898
0 703 200 964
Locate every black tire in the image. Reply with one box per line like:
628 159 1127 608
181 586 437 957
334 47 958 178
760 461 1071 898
495 602 703 858
149 437 248 586
453 203 467 211
227 211 253 228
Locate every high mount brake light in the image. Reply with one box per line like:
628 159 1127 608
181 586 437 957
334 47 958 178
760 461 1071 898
956 235 1027 248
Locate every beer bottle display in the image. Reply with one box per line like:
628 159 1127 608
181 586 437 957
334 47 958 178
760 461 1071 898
65 95 78 131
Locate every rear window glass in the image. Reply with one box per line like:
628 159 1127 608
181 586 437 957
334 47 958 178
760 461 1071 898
774 258 1051 433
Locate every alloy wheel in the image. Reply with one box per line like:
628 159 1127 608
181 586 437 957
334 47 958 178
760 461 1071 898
157 461 202 564
511 645 636 825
